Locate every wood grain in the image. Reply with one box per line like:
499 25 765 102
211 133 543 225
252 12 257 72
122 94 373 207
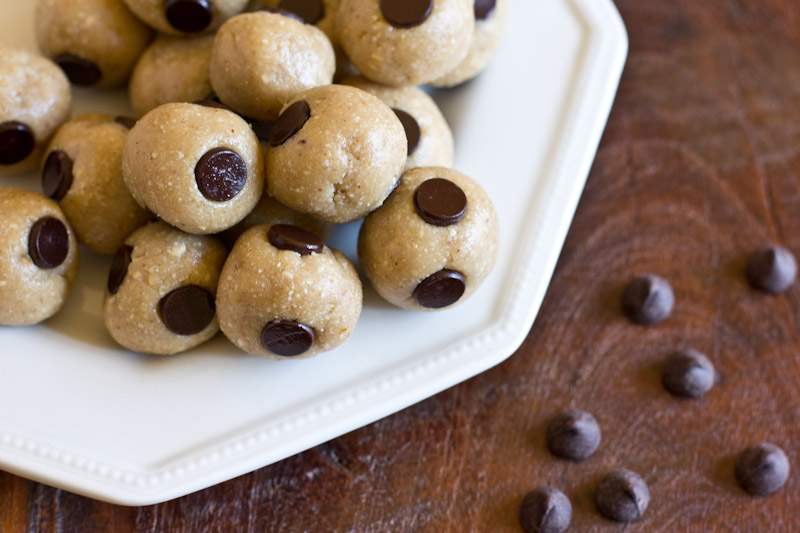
4 0 800 530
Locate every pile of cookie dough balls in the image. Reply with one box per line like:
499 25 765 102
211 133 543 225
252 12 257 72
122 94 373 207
1 0 507 358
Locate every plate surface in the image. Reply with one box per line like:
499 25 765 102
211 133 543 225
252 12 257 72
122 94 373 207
0 0 627 505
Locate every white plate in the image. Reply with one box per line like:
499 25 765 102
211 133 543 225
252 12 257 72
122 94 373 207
0 0 627 505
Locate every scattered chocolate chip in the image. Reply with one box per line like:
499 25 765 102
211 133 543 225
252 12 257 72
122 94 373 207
595 469 650 522
746 245 797 294
735 443 790 496
261 320 315 356
28 217 69 270
380 0 433 28
474 0 497 20
414 269 466 309
269 100 311 147
114 116 138 130
547 409 601 461
268 224 323 255
0 121 35 165
165 0 215 33
519 487 572 533
194 99 233 111
414 178 467 226
54 53 102 86
257 6 305 23
392 108 421 156
249 120 274 142
41 150 74 201
662 349 714 398
621 274 674 326
107 245 133 295
279 0 324 24
195 148 247 202
158 285 216 336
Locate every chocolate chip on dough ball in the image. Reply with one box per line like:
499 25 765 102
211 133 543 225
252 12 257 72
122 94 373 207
122 102 264 235
104 222 227 355
336 0 474 86
358 167 499 311
0 47 71 176
0 188 79 326
266 84 406 223
122 0 250 35
217 224 362 359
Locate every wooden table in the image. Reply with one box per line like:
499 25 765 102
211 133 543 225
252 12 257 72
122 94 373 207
3 1 800 530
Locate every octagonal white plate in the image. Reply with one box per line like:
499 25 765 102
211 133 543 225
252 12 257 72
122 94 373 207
0 0 626 505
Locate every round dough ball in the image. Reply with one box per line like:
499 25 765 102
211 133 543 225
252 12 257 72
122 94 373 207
129 35 215 117
122 102 264 235
217 223 362 359
336 0 474 86
0 47 71 176
266 85 406 223
42 114 151 254
35 0 153 88
104 222 227 355
342 77 453 172
358 167 498 311
430 0 508 87
209 11 335 122
122 0 250 36
0 188 79 326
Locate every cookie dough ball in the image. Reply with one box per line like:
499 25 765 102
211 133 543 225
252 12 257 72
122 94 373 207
209 11 335 122
123 103 264 234
122 0 249 35
217 224 362 359
266 85 406 223
129 35 215 117
337 0 474 87
104 222 227 355
35 0 153 88
0 188 79 326
0 47 71 176
430 0 508 87
42 114 151 254
359 167 498 310
342 77 453 171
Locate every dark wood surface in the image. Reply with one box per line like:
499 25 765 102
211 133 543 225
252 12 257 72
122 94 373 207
4 0 800 530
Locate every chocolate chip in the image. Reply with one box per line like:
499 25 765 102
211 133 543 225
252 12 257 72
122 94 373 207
662 349 714 398
28 217 69 270
392 108 421 156
114 116 138 130
107 245 133 295
546 409 601 461
261 320 315 356
474 0 497 20
414 178 467 226
195 148 247 202
269 101 311 147
621 274 674 326
257 7 305 23
194 99 233 111
165 0 215 33
0 121 35 165
595 469 650 522
278 0 324 24
54 53 102 86
746 245 797 294
519 487 572 533
380 0 433 28
158 285 216 336
414 269 466 309
41 150 74 201
268 224 323 255
736 443 790 496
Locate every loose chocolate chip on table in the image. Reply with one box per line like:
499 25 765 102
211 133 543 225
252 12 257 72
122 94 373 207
621 274 674 326
380 0 433 28
392 108 421 156
268 224 323 255
414 269 466 309
261 320 315 356
414 178 467 226
165 0 215 33
595 469 650 522
735 443 790 496
158 285 216 336
28 217 69 270
547 409 601 461
0 121 35 165
474 0 497 20
41 150 74 201
269 101 311 147
195 148 247 202
662 349 714 398
107 245 134 295
746 245 797 294
54 53 102 86
519 487 572 533
114 116 138 130
278 0 324 24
